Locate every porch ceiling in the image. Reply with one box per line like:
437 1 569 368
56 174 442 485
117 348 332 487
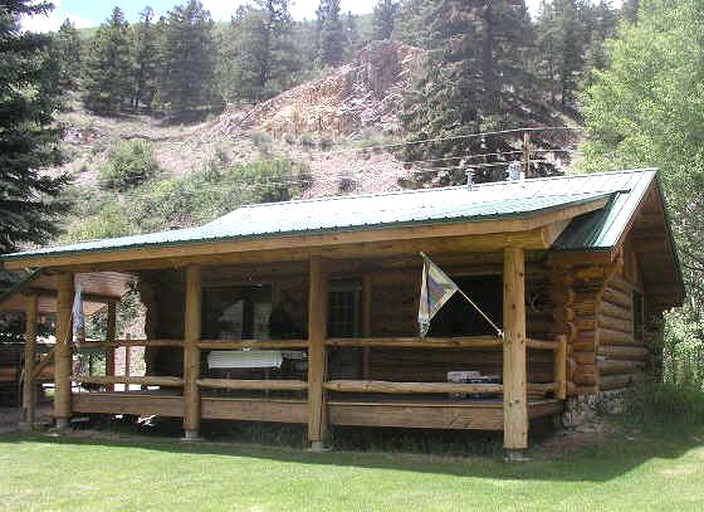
0 270 134 315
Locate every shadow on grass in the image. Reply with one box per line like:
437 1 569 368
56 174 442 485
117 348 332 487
1 418 702 484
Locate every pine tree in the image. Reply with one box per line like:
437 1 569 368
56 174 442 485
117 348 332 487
373 0 400 40
344 11 362 58
583 1 619 73
535 0 585 109
132 7 158 110
402 0 559 186
83 7 133 114
222 1 297 102
0 0 68 253
621 0 639 24
157 0 215 115
395 0 434 48
52 19 82 90
316 0 344 67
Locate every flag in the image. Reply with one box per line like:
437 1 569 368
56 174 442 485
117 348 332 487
72 281 85 344
418 253 459 337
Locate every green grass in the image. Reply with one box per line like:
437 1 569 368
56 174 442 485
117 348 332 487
0 429 703 511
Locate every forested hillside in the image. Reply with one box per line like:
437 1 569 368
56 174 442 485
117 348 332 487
2 0 703 388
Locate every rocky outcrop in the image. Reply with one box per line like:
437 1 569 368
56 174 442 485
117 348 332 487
220 41 423 139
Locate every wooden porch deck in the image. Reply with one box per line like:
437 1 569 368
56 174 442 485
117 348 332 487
71 392 562 431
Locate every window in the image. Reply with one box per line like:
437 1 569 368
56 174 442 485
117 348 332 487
427 275 503 337
328 280 362 338
202 285 272 340
633 290 644 341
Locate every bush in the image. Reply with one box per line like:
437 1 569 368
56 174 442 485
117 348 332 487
621 379 704 433
662 308 704 390
99 139 160 191
129 158 313 231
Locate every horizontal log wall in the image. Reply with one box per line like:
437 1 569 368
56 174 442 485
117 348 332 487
596 272 645 391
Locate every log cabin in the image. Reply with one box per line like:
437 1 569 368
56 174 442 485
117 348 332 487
0 168 683 453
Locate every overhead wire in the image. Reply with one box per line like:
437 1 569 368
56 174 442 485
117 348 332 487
81 126 584 202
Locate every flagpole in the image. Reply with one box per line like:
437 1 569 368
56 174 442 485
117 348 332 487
456 288 504 339
419 252 504 339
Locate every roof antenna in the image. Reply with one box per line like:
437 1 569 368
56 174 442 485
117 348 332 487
465 168 475 191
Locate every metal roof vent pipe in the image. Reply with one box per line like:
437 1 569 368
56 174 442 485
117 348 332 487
507 161 525 182
465 168 475 191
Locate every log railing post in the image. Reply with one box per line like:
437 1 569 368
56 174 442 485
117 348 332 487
183 264 202 440
54 272 74 430
106 301 116 392
308 256 328 451
555 334 567 400
503 247 528 455
22 293 38 426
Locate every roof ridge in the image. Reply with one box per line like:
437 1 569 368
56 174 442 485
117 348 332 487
230 168 656 213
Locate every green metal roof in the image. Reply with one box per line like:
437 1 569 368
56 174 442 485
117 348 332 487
0 169 662 263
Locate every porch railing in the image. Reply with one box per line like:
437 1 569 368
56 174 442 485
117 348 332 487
68 334 567 402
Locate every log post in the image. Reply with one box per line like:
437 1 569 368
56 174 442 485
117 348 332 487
22 293 38 426
555 334 567 400
308 256 328 451
106 301 116 392
183 265 202 440
54 272 74 430
503 247 528 454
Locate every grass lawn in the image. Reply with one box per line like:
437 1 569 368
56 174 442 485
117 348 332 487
1 428 703 511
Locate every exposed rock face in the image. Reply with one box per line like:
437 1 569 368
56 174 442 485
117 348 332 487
219 41 423 139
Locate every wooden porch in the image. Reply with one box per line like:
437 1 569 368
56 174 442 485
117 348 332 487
18 247 568 453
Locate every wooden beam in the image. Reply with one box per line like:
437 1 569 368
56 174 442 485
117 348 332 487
503 246 528 451
325 336 503 349
79 339 184 349
54 273 73 429
22 293 38 425
197 379 308 391
72 393 184 418
73 375 184 387
307 256 328 449
324 379 502 395
201 397 308 423
197 339 308 350
328 401 505 430
105 301 116 392
27 287 121 304
183 265 202 439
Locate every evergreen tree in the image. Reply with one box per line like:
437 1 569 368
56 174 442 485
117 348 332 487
621 0 640 24
83 7 133 114
583 1 619 73
0 0 68 253
157 0 215 115
230 0 296 101
52 19 82 90
132 7 158 110
316 0 344 66
344 11 362 58
373 0 400 40
536 0 585 109
402 0 559 186
396 0 434 48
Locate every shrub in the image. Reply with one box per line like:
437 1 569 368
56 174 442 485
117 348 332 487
99 139 160 191
621 379 704 433
65 202 132 242
298 133 315 149
129 158 313 231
